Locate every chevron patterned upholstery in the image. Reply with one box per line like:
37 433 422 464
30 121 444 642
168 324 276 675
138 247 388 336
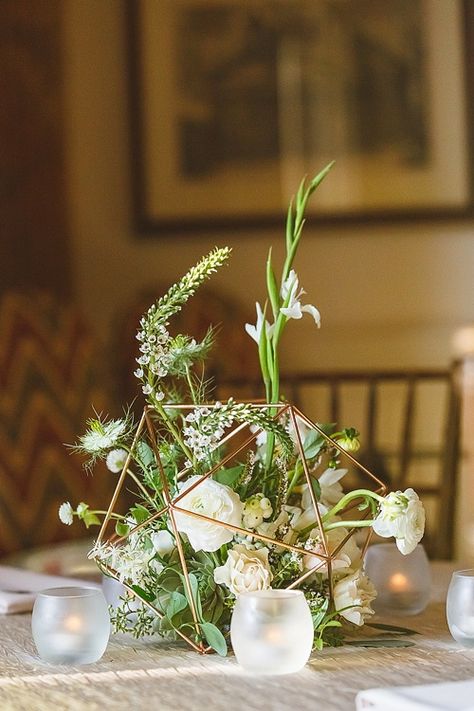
0 292 112 555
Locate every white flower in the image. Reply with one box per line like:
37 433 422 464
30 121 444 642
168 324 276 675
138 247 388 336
173 475 243 552
373 488 425 555
245 302 275 343
142 383 153 395
280 270 321 326
106 448 128 473
243 494 273 529
304 527 361 574
58 502 73 525
333 569 376 626
151 529 175 557
214 544 273 596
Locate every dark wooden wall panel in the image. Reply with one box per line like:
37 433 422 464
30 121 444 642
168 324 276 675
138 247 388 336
0 0 71 296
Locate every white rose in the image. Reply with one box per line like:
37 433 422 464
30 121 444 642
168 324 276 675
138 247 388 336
304 527 361 574
333 570 376 626
373 488 425 555
214 544 273 596
173 475 243 552
151 530 175 557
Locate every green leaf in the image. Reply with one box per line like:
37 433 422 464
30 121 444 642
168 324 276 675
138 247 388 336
83 511 101 528
166 591 188 620
303 429 325 459
178 571 203 620
136 440 155 468
266 247 280 320
345 639 415 648
131 504 150 524
310 476 321 501
214 465 243 487
115 521 130 537
365 622 420 636
200 621 227 656
131 584 155 603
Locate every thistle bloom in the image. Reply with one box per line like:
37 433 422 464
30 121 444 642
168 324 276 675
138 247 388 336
245 302 275 343
58 502 74 525
280 270 321 326
373 488 425 555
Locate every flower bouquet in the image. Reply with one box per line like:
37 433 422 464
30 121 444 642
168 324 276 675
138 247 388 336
60 164 425 656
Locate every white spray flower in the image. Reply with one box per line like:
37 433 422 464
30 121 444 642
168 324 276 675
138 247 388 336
280 270 321 326
333 569 376 626
245 302 275 343
58 502 74 525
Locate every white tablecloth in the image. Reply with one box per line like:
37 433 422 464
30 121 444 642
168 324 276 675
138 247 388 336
0 563 471 711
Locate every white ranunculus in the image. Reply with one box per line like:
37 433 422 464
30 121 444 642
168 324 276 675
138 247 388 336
304 526 361 574
333 570 376 626
151 529 175 557
173 475 243 552
213 544 272 596
373 488 425 555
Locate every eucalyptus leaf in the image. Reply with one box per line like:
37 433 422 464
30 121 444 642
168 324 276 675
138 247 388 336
166 591 188 620
303 430 325 459
200 621 227 656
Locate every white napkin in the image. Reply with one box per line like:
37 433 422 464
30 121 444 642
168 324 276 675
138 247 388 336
0 565 100 614
356 679 474 711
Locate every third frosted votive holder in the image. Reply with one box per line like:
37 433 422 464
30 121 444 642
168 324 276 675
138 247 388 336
364 543 431 615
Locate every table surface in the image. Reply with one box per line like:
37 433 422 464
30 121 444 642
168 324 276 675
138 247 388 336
1 564 473 711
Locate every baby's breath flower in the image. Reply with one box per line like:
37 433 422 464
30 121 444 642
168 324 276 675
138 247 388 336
58 502 73 525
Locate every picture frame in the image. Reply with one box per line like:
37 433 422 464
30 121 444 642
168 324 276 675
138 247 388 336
128 0 474 233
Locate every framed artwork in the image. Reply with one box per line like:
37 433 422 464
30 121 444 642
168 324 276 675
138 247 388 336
128 0 474 232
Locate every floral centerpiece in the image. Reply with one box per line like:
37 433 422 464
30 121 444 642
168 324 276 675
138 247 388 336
60 164 425 656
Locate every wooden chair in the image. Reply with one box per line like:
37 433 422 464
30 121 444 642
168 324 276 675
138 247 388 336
0 291 113 555
216 363 462 560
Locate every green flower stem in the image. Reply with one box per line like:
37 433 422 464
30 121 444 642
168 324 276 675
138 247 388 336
322 489 384 523
153 399 194 464
185 364 198 405
126 468 155 505
323 519 374 531
286 460 303 497
79 510 124 520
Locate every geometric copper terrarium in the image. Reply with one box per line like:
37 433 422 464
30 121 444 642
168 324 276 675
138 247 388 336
95 402 387 654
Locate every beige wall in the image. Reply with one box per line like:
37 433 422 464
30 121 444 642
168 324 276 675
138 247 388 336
62 0 474 372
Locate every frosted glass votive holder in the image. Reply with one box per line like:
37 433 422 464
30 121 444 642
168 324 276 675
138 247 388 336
230 589 314 674
447 570 474 647
364 543 431 615
32 587 110 664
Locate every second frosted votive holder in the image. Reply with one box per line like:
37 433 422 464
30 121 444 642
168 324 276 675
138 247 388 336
230 589 314 674
32 586 110 665
364 543 431 615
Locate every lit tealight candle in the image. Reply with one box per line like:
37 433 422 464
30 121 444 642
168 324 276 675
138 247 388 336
389 573 410 592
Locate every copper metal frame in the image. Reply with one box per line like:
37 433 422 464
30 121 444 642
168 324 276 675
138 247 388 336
96 402 387 654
